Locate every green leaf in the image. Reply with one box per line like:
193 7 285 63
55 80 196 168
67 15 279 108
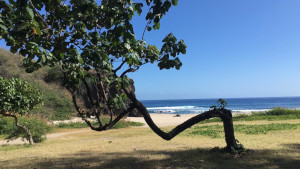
153 22 160 30
124 43 131 50
0 24 8 31
16 23 30 31
26 7 34 19
172 0 178 6
78 55 83 65
42 55 46 63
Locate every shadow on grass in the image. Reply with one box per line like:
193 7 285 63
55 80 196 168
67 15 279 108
1 144 300 169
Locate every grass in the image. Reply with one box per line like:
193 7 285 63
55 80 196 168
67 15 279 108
0 119 299 169
234 123 300 135
189 125 223 138
188 123 300 138
56 119 144 129
0 144 32 151
200 107 300 124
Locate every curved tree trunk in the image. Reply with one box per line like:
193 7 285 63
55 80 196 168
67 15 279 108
219 110 238 151
67 75 242 152
3 113 34 145
123 89 242 152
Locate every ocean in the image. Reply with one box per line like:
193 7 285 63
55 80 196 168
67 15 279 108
141 97 300 114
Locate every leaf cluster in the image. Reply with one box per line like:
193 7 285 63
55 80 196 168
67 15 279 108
0 0 186 130
0 76 43 115
0 0 186 88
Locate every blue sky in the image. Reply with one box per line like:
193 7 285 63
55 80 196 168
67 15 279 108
129 0 300 100
1 0 300 100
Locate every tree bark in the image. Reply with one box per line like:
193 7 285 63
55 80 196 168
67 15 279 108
123 88 242 152
219 110 238 151
3 113 34 145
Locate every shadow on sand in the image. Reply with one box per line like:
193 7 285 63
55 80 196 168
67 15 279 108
1 144 299 169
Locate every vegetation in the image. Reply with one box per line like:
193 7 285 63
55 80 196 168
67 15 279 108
0 76 43 144
189 123 300 138
0 116 52 143
1 118 299 169
199 107 300 124
0 48 76 120
56 120 144 129
0 0 244 153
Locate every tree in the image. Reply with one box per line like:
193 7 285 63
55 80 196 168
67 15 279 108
0 0 243 152
0 76 43 144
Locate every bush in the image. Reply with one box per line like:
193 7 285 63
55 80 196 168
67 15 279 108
0 116 52 143
30 82 76 120
43 66 64 84
263 107 300 116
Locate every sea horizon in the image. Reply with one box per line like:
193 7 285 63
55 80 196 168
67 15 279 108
141 96 300 102
140 96 300 114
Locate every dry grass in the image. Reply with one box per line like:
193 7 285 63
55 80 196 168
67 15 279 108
0 120 300 169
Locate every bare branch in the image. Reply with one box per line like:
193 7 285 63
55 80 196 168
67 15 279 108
122 84 224 141
96 72 108 101
134 100 220 140
142 7 154 40
94 111 103 128
113 61 126 74
102 103 135 130
29 0 49 28
120 68 137 78
82 77 95 106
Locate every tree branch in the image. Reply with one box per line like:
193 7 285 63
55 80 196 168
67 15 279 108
135 100 221 140
122 85 223 141
96 71 113 123
113 61 126 74
102 103 135 130
82 77 95 106
29 0 48 26
2 112 34 144
142 7 153 40
120 68 138 78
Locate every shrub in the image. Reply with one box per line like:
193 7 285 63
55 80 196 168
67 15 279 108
43 66 64 84
263 107 300 116
0 116 52 143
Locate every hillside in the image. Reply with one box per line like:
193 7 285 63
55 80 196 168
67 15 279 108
0 47 76 120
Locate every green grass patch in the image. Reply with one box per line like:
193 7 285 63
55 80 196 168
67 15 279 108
234 123 300 134
56 118 144 129
0 144 32 151
126 121 145 126
189 123 300 138
31 82 75 120
189 125 224 138
199 107 300 124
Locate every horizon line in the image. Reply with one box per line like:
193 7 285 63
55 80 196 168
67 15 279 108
140 96 300 101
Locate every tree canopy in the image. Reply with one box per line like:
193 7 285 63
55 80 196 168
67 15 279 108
0 76 43 144
0 0 244 152
0 76 43 115
0 0 186 128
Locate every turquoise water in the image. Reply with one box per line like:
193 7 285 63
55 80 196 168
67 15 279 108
141 97 300 114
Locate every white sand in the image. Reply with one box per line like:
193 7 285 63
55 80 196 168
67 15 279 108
126 113 200 127
126 112 253 127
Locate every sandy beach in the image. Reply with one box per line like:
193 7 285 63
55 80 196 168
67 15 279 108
126 113 200 127
126 112 253 127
